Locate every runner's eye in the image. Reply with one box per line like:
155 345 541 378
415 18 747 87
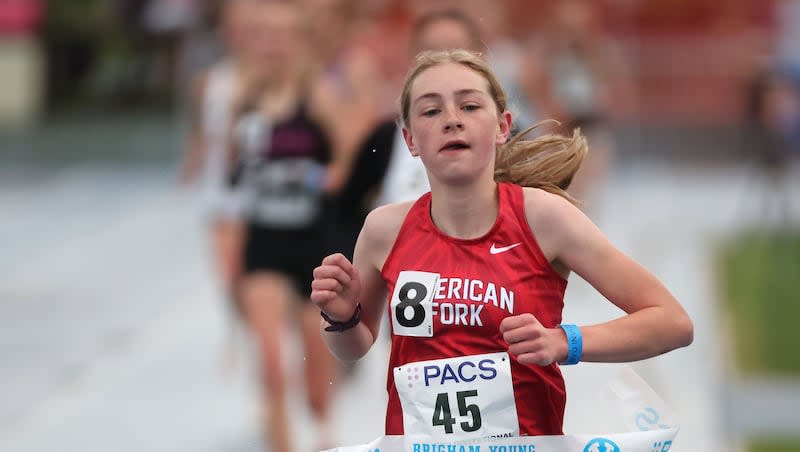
422 109 440 117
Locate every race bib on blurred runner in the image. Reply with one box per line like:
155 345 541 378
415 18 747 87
394 352 518 438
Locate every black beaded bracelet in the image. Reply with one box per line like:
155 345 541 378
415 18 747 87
321 304 362 332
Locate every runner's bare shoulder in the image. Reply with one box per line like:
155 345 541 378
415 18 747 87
360 201 416 264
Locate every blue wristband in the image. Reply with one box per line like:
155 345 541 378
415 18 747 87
558 324 583 365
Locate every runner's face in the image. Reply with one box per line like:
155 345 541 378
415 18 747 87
250 3 302 79
403 62 511 185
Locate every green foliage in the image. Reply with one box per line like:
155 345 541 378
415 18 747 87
750 439 800 452
718 230 800 375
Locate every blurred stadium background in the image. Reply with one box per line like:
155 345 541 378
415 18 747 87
1 1 799 452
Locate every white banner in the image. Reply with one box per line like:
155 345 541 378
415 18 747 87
325 366 679 452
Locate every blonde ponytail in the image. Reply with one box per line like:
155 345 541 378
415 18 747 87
494 123 587 205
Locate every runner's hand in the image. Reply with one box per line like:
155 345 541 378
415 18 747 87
500 313 567 366
311 253 362 323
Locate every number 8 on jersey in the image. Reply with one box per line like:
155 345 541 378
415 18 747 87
391 271 440 337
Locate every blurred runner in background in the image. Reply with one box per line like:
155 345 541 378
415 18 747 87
179 0 258 369
228 1 339 450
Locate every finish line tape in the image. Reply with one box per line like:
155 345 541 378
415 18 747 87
326 366 678 452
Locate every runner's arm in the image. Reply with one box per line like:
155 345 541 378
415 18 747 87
530 191 694 362
313 209 389 361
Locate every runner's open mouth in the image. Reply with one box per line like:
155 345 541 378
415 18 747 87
440 141 470 151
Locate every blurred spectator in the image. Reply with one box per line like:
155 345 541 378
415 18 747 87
744 63 800 228
228 2 339 450
776 0 800 74
526 0 633 206
0 0 44 128
138 0 207 91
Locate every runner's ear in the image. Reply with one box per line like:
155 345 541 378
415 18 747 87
402 127 420 157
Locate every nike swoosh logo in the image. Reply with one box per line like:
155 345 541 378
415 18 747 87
490 242 521 254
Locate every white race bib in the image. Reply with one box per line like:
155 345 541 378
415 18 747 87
326 366 680 452
394 352 519 439
390 271 439 337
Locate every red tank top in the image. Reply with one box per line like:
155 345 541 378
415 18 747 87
381 182 568 437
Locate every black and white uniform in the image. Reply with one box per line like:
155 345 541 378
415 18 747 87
234 103 331 297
